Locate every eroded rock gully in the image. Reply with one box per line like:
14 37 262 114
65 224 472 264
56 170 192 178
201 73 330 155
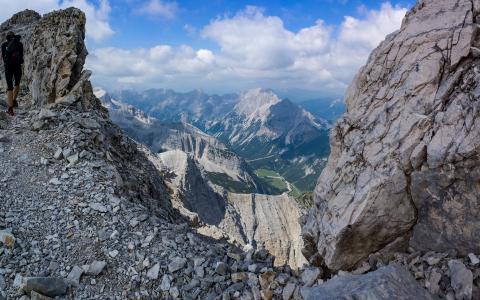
303 0 480 273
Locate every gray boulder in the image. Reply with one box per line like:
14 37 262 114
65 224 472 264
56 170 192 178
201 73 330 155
23 277 68 297
0 8 95 111
301 265 435 300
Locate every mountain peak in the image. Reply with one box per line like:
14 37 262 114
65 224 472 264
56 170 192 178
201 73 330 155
235 88 282 123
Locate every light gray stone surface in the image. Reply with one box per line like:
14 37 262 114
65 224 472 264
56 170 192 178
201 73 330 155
303 0 480 271
301 265 435 300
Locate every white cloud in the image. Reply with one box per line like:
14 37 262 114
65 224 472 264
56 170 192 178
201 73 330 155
138 0 177 19
88 45 217 88
0 0 114 42
88 2 407 94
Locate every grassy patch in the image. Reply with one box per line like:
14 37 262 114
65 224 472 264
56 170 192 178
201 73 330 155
254 168 289 195
261 177 288 192
288 184 302 198
206 172 256 194
255 168 280 177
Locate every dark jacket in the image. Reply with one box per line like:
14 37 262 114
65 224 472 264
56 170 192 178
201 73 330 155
1 35 24 65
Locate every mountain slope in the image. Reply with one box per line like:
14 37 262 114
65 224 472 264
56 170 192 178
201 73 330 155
206 89 330 192
153 149 307 268
113 89 238 130
95 88 263 194
96 89 308 267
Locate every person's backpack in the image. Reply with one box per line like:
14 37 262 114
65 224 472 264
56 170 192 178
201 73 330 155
6 38 22 65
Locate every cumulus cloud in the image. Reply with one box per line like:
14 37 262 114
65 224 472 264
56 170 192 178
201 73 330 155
89 45 217 88
89 2 407 94
0 0 114 42
138 0 178 19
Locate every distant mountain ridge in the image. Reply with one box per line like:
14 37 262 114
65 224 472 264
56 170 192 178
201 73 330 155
113 89 238 130
94 88 264 194
206 89 331 192
106 87 334 194
94 88 307 267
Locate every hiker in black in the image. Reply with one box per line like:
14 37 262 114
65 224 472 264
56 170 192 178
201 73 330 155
1 31 24 116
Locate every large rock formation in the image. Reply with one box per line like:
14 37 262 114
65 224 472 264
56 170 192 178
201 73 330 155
1 9 93 110
303 0 480 271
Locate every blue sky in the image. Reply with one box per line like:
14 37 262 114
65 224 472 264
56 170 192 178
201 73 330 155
0 0 414 96
100 0 412 49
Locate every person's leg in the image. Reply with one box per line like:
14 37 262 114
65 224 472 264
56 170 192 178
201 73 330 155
6 90 14 116
12 64 21 107
13 85 19 107
5 65 15 116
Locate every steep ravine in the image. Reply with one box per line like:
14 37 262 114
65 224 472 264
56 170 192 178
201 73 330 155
95 90 308 268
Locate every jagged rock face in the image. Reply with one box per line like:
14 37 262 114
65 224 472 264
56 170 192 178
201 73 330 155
156 150 227 225
27 9 90 109
0 8 91 110
153 149 307 268
303 0 480 271
224 193 307 268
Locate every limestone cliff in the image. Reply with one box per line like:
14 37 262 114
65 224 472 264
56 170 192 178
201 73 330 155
303 0 480 271
154 149 308 268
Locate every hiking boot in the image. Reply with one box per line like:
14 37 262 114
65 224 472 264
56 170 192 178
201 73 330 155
13 100 18 108
6 107 15 116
